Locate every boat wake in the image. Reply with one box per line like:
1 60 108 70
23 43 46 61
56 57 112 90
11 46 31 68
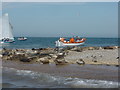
2 67 119 88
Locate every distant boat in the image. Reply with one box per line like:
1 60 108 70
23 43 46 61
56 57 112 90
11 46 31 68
55 37 86 47
0 13 15 44
18 37 27 41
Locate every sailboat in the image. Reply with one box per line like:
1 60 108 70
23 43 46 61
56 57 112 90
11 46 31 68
0 13 15 44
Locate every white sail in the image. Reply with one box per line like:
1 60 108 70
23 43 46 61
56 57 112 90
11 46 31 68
1 13 14 40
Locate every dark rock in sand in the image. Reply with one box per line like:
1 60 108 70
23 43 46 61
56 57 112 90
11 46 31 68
92 56 97 62
106 64 111 66
37 57 50 64
40 59 49 64
76 59 85 65
39 53 50 58
93 56 97 59
94 47 101 50
20 57 31 62
103 46 115 50
70 47 83 52
56 53 65 59
33 48 47 50
32 48 36 50
115 65 119 67
93 60 97 62
116 57 119 59
54 58 68 65
2 52 9 56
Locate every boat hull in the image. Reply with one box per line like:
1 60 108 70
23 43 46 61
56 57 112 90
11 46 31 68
0 40 15 44
55 40 85 47
18 37 27 41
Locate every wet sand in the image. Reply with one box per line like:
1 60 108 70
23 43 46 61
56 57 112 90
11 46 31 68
2 60 118 82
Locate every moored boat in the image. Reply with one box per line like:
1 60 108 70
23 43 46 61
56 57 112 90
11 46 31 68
18 37 27 41
55 37 86 47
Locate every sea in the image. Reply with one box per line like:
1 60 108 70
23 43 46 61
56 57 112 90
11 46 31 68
0 37 118 49
2 64 119 88
1 37 119 89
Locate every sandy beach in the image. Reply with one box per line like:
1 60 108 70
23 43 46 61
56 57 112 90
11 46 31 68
65 48 119 65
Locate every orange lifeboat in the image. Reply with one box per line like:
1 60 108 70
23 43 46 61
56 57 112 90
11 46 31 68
55 37 86 47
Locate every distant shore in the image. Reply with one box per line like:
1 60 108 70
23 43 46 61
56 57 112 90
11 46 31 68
0 46 119 66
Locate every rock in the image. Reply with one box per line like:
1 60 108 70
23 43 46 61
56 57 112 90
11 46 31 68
81 47 89 51
116 57 119 59
64 46 73 50
56 54 65 59
103 46 115 49
76 59 85 65
40 59 49 64
39 53 50 58
37 57 50 64
49 54 57 58
92 56 97 62
32 48 35 50
115 65 119 67
2 52 9 56
54 58 68 65
70 47 83 52
106 64 110 66
75 48 83 52
93 60 97 62
91 55 93 57
20 57 31 62
88 47 94 50
93 56 97 59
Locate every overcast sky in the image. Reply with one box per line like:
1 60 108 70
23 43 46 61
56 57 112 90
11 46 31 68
2 2 118 37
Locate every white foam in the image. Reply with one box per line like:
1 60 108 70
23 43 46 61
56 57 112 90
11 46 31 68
64 78 119 88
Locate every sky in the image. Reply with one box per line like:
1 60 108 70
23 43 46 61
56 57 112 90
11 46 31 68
2 2 118 37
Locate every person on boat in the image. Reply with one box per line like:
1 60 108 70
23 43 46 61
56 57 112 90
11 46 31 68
76 36 82 42
70 37 75 43
59 37 65 42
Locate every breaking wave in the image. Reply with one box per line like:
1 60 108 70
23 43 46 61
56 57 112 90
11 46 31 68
2 67 119 88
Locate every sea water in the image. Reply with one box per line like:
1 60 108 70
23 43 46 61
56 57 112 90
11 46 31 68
0 37 118 49
2 66 119 88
